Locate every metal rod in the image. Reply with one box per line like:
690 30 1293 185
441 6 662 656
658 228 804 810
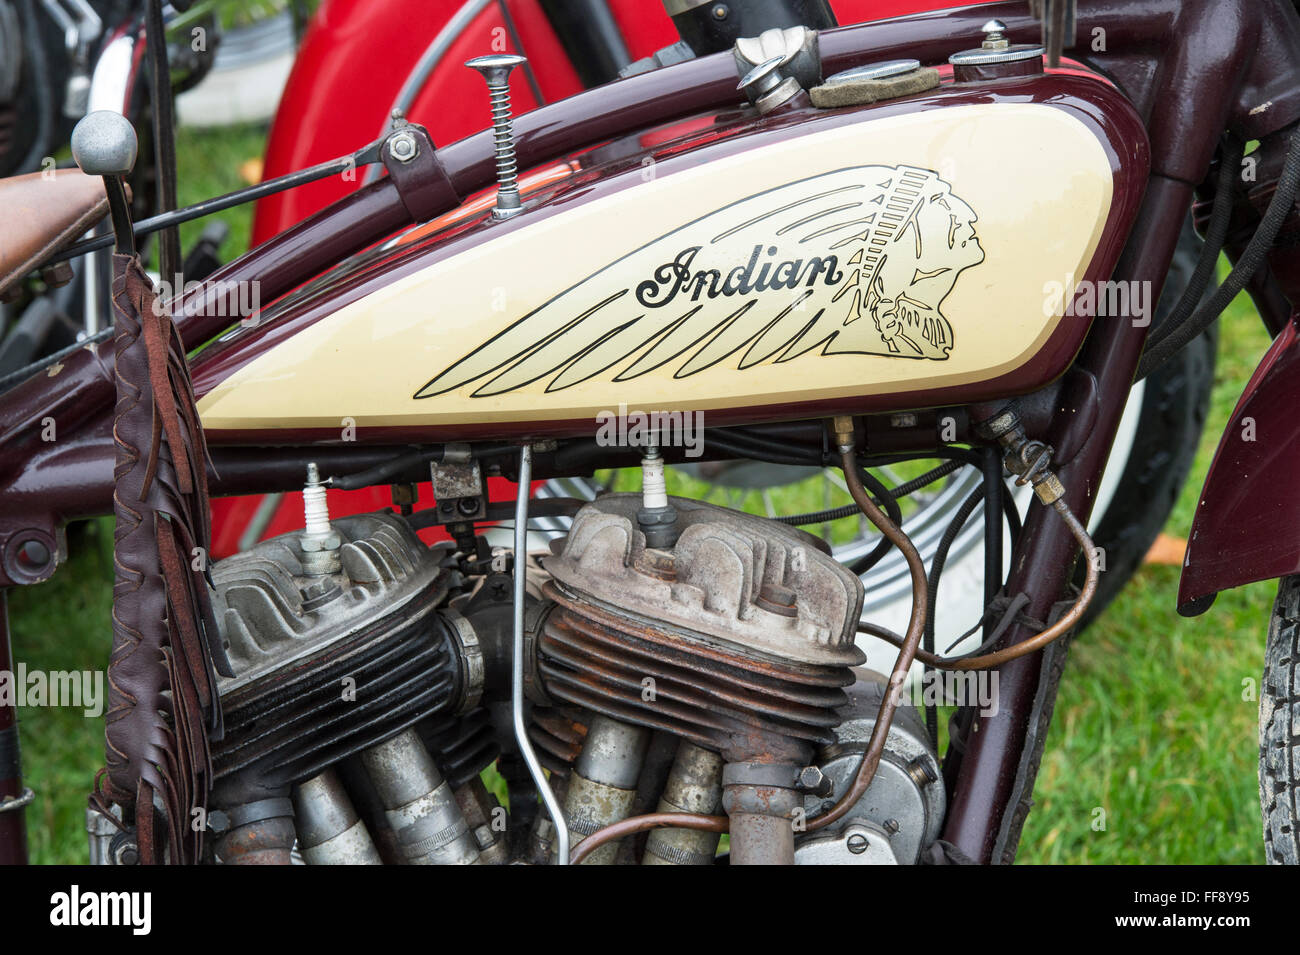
510 445 568 863
50 153 358 263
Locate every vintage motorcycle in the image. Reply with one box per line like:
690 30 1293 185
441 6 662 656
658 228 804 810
0 0 1297 866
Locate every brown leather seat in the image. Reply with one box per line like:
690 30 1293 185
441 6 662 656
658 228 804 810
0 168 108 299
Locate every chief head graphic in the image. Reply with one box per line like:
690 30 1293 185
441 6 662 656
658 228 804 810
842 166 984 359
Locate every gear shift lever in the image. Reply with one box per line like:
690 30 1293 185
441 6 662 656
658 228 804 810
70 110 137 255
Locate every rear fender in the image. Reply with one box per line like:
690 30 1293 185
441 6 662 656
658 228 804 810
1179 319 1300 613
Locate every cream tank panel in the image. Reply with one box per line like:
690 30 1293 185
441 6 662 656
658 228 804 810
197 103 1115 434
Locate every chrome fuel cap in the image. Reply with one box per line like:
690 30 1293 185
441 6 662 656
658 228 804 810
949 19 1045 81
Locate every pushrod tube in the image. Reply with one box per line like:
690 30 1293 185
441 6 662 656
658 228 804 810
510 445 569 864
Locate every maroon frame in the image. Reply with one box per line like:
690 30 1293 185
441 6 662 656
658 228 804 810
2 0 1300 864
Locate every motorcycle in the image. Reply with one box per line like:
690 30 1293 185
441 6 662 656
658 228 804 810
0 0 1295 866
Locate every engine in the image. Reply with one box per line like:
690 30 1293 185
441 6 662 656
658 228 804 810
83 456 945 866
529 494 944 865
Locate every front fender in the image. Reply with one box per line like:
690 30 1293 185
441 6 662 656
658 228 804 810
1179 318 1300 613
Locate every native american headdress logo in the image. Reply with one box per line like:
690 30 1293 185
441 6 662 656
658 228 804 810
416 164 984 399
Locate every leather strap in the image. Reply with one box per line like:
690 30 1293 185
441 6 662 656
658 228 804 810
101 253 226 865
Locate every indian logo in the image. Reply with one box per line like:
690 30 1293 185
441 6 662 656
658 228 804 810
416 164 984 399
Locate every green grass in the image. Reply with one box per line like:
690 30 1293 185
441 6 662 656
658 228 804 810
7 121 1283 863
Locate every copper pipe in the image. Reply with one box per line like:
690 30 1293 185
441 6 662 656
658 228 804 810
856 499 1099 671
803 440 931 833
569 811 727 865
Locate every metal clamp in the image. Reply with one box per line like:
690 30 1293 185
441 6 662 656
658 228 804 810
0 787 35 813
443 608 485 713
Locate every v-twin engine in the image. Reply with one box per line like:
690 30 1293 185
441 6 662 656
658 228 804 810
89 493 942 865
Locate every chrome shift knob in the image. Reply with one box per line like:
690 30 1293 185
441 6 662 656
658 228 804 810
70 110 137 254
466 54 528 219
70 110 137 178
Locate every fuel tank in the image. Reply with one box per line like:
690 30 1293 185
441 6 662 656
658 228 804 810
192 69 1148 443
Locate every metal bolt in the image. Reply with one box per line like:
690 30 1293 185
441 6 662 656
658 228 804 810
846 831 870 854
111 838 140 865
465 53 528 219
739 55 787 101
882 818 901 834
16 538 50 571
796 765 831 796
982 19 1010 49
40 259 74 288
711 3 728 19
906 756 938 786
389 130 418 163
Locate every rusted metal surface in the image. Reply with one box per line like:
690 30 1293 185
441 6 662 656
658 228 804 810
569 811 727 865
527 706 588 776
562 715 648 865
564 773 639 866
544 494 864 669
643 741 724 866
452 777 509 865
722 777 801 866
539 583 853 761
213 817 296 865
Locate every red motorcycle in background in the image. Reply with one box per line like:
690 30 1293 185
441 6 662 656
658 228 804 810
1 0 1299 871
215 0 988 555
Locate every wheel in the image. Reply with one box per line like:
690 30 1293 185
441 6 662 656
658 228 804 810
1261 574 1300 864
175 5 299 128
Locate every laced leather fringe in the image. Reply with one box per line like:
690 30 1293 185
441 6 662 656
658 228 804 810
95 253 226 864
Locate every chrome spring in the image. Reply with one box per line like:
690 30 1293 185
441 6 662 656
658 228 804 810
488 86 518 194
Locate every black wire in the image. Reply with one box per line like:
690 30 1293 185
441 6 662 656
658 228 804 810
0 326 114 394
328 442 518 491
51 155 358 264
1138 124 1300 380
702 430 822 467
921 486 984 751
846 467 902 575
776 459 964 526
1143 136 1245 353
